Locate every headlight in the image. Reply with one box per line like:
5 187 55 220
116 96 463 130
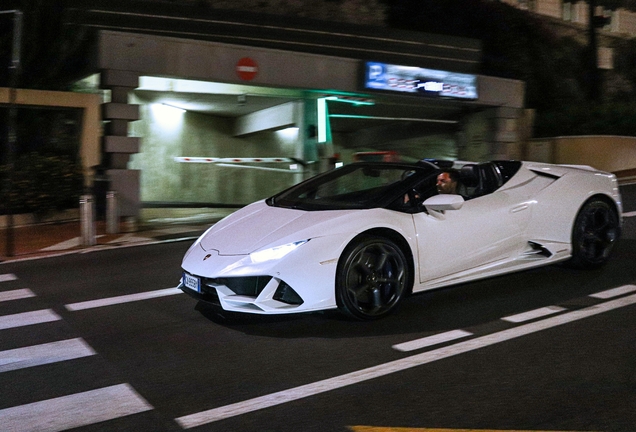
250 240 308 264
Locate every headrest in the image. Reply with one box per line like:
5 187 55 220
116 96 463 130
460 164 479 187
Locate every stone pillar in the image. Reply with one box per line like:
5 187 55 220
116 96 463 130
488 107 524 160
458 107 524 162
302 98 321 177
100 70 141 222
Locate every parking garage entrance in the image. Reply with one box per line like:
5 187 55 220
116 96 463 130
92 30 525 216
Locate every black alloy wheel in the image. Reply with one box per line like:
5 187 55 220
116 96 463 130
336 234 410 320
570 198 620 268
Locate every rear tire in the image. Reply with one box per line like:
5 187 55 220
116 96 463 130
569 198 620 268
336 235 410 320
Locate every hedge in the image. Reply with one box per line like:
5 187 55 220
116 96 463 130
0 152 84 218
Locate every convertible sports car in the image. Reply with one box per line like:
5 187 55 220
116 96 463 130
179 159 622 320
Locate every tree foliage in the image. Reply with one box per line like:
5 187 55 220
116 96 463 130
0 105 84 215
0 153 84 217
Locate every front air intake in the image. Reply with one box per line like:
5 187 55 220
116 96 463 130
273 281 304 305
204 276 272 296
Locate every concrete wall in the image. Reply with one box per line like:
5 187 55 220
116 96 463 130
535 0 563 19
129 95 302 204
99 32 360 94
332 131 458 164
612 8 636 36
525 135 636 174
458 110 492 162
99 31 524 111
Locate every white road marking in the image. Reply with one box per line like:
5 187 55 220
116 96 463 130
0 274 17 283
175 292 636 429
65 287 182 311
0 309 62 331
590 284 636 299
0 383 153 432
39 237 82 251
623 210 636 217
501 305 566 323
0 338 96 373
107 233 152 244
392 330 473 352
0 288 36 303
40 236 105 252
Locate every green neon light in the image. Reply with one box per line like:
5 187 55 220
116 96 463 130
329 114 458 124
324 96 375 106
317 98 327 143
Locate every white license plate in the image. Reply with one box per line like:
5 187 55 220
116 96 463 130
183 272 201 293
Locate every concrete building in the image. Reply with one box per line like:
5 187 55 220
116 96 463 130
505 0 636 37
66 2 525 220
611 8 636 36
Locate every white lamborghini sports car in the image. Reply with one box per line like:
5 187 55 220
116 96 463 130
179 160 622 320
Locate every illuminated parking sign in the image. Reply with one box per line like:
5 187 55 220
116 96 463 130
363 61 478 100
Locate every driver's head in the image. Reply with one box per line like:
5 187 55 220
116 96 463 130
436 171 458 194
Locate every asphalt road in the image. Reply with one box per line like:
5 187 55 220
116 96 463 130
1 229 635 431
0 183 634 431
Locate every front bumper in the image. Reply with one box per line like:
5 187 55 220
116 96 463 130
179 271 304 313
179 280 221 306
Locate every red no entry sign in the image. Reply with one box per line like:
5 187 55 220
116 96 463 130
236 57 258 81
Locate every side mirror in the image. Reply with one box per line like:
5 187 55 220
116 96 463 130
423 194 464 211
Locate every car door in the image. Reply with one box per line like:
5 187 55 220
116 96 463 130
413 189 533 283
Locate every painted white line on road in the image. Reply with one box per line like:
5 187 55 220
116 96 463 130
0 383 153 432
590 284 636 299
623 210 636 218
39 237 81 252
0 338 96 373
0 309 62 331
501 305 566 323
107 233 153 244
65 287 182 311
175 292 636 429
392 330 473 352
39 235 104 252
0 274 17 283
0 289 36 303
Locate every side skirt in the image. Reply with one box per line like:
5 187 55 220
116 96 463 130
412 251 571 294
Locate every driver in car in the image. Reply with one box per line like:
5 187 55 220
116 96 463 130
436 170 459 194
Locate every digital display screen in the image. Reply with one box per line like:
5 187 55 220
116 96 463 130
363 61 478 100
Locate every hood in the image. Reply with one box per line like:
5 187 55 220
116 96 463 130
199 201 355 255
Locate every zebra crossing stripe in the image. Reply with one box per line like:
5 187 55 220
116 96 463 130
0 310 62 331
65 287 182 311
0 289 36 303
0 274 17 283
0 383 153 432
0 338 96 373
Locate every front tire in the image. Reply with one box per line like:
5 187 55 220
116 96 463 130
569 198 620 268
336 235 410 320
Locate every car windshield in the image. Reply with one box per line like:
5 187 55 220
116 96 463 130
268 162 436 210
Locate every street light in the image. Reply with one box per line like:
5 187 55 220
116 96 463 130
1 9 22 258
